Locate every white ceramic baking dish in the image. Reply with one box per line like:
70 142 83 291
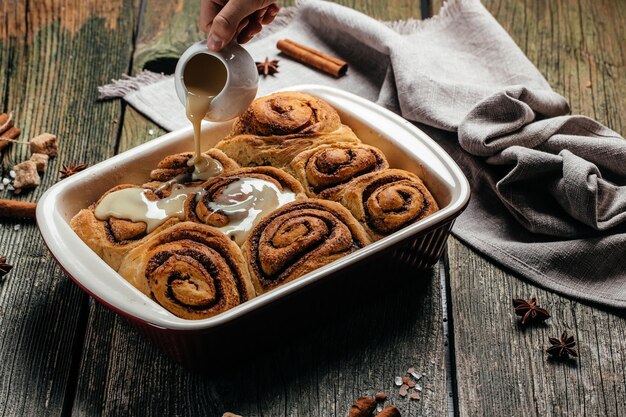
37 85 470 365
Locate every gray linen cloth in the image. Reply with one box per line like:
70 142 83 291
100 0 626 308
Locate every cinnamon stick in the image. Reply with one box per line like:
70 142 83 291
0 112 21 152
0 113 11 130
0 199 37 218
348 396 377 417
377 405 401 417
0 130 24 142
276 39 348 77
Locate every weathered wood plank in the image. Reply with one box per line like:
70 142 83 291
72 1 446 416
448 239 626 416
0 1 139 416
74 266 447 417
132 0 203 74
117 106 167 153
440 0 626 415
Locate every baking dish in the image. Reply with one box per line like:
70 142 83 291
37 85 470 365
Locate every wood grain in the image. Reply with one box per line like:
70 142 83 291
447 239 626 416
0 0 139 416
132 0 202 74
436 0 626 415
2 0 623 415
73 266 447 417
117 106 166 153
71 1 446 416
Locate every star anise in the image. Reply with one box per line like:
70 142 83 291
547 331 578 359
512 297 550 325
255 57 279 77
0 257 13 278
59 163 88 179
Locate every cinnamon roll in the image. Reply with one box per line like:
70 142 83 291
185 167 306 246
149 148 239 182
340 169 439 241
291 143 389 200
215 92 360 169
117 222 256 320
69 184 179 270
242 199 371 294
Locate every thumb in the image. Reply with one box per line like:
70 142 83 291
208 0 272 50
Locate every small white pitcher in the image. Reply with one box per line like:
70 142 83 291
174 41 259 121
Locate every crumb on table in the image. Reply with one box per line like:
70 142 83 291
29 133 58 157
13 160 41 190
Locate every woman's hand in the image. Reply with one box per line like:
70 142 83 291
200 0 280 51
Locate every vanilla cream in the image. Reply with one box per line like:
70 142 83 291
95 178 296 244
95 57 283 242
94 184 201 233
205 178 297 245
189 151 223 181
185 91 216 177
182 52 228 179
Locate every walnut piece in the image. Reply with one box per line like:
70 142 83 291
13 160 41 190
30 153 49 172
29 133 58 157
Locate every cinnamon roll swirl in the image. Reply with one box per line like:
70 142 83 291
242 199 371 294
291 143 389 200
232 92 341 136
185 167 306 245
340 169 439 241
69 184 179 270
215 92 360 169
149 148 239 182
117 222 256 320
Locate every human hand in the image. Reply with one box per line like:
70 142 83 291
200 0 280 51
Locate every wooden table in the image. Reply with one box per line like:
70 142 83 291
1 1 624 415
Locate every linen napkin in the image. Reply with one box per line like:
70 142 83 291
100 0 626 308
